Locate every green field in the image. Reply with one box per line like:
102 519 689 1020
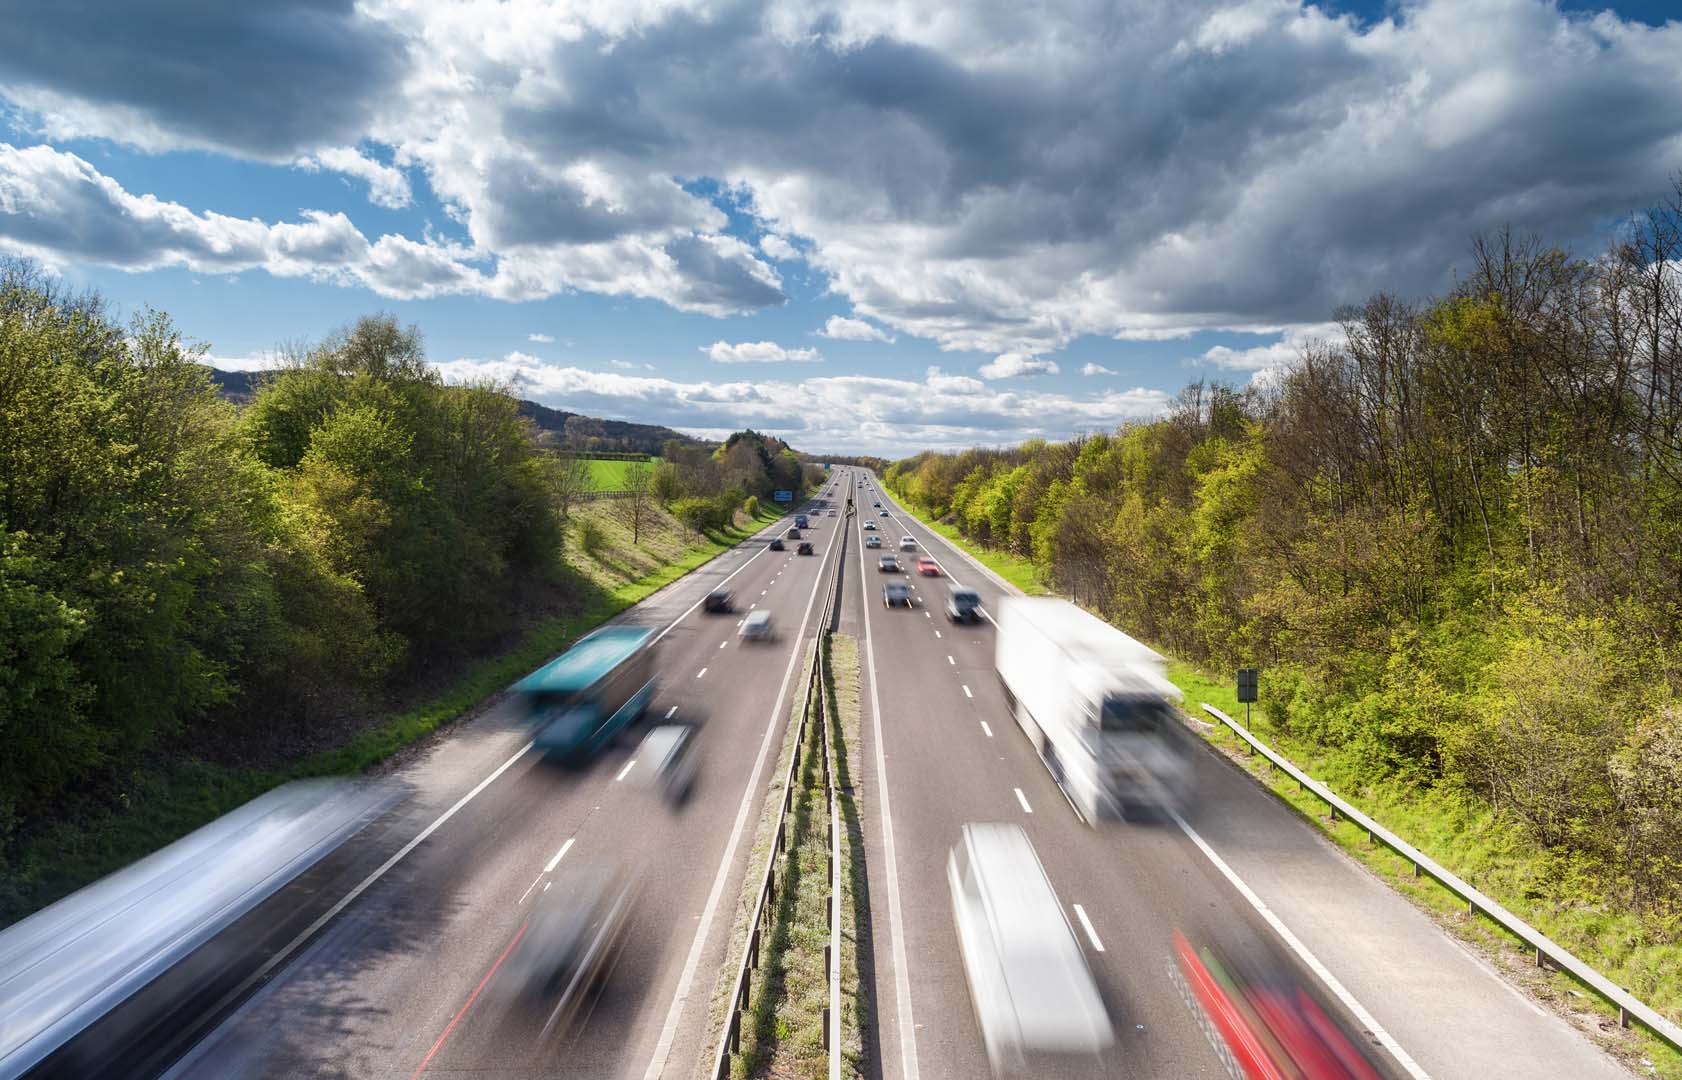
580 456 662 491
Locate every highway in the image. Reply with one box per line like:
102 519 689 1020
19 467 1637 1080
847 474 1632 1080
147 482 853 1079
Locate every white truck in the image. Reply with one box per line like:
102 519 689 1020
994 597 1191 822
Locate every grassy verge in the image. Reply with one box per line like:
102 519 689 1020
0 499 773 929
1170 662 1682 1078
889 493 1682 1078
828 634 867 1077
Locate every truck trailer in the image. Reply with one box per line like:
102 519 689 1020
994 597 1191 822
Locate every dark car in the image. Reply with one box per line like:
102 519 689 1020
797 541 814 555
786 526 802 540
883 581 912 608
703 587 733 613
769 537 785 551
946 586 983 623
878 554 900 573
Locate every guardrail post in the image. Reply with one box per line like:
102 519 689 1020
730 1009 741 1053
750 926 759 969
822 1006 831 1050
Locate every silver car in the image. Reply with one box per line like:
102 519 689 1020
739 609 774 641
948 824 1112 1074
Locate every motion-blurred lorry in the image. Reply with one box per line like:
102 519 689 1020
994 598 1190 821
514 625 658 761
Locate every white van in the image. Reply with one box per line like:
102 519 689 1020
947 823 1112 1073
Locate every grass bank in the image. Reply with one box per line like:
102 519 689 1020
0 497 774 930
886 493 1682 1079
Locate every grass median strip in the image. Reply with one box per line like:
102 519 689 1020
704 630 866 1080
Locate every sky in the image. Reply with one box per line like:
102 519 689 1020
2 0 1679 457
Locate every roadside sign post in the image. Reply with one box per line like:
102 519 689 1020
1237 667 1258 730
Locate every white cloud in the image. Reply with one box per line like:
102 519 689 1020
704 340 822 364
1189 322 1340 375
759 233 800 261
0 142 482 299
296 147 412 208
4 0 1682 348
979 352 1060 379
433 352 1171 455
205 352 284 371
817 315 894 343
527 332 555 343
609 359 637 369
1081 362 1118 376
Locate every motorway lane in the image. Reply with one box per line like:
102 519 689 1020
164 483 853 1080
857 476 1630 1080
851 492 1235 1079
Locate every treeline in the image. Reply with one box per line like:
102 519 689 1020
650 430 822 534
888 190 1682 910
0 262 562 842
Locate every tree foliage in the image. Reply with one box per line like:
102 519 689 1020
0 276 562 840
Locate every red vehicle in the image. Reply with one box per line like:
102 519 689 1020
1172 930 1385 1080
916 556 940 576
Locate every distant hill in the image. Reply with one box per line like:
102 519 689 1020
203 366 703 456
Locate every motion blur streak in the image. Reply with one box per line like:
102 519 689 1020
1173 930 1385 1080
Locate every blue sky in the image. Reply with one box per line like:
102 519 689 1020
2 0 1679 454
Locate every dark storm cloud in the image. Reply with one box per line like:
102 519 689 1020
0 0 408 157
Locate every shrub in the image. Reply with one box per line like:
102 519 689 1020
578 517 607 557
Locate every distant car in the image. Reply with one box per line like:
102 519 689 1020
865 535 882 548
797 541 814 555
948 824 1113 1073
786 527 802 539
916 557 940 576
873 501 881 507
863 521 877 530
900 536 917 551
769 537 785 551
703 587 733 613
878 554 899 573
946 586 982 623
740 610 773 642
878 509 889 517
883 581 912 608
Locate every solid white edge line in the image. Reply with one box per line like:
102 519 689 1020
1071 904 1105 953
642 507 842 1079
1168 809 1431 1080
1014 787 1033 813
517 874 543 906
980 721 993 738
857 487 922 1080
544 836 576 873
665 706 678 719
615 759 638 782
